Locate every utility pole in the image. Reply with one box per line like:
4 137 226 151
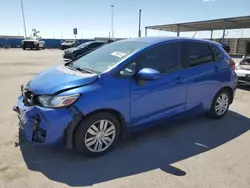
20 0 27 37
111 5 114 39
138 9 142 37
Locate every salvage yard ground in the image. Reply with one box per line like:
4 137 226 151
0 49 250 188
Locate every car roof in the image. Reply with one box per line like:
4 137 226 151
127 36 221 46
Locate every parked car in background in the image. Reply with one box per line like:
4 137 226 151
22 37 45 50
235 56 250 84
61 40 78 50
63 41 105 60
13 37 237 157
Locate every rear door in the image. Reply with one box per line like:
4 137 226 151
181 41 222 112
129 42 188 128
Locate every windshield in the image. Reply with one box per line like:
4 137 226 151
77 41 93 48
69 40 147 73
25 37 36 40
65 40 74 43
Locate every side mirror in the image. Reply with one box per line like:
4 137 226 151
136 68 161 81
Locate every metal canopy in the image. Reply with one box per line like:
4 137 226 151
146 16 250 32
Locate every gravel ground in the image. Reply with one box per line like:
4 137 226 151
0 49 249 188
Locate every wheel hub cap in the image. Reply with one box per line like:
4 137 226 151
84 119 116 152
215 93 229 116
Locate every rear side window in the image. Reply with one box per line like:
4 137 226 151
136 42 180 73
182 42 213 67
209 44 224 61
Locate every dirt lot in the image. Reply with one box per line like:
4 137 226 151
0 49 250 188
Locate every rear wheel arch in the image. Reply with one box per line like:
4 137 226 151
220 86 234 104
209 88 231 118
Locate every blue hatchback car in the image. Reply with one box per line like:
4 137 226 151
14 37 237 157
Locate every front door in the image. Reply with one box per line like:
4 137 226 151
129 42 188 129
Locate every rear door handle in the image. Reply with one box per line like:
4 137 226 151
214 66 219 72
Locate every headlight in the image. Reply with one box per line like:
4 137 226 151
38 94 80 108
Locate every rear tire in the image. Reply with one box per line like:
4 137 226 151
209 89 230 119
23 46 26 50
74 112 121 157
36 44 39 50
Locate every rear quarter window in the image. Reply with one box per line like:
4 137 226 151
209 44 224 61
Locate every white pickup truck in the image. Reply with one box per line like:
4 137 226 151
22 37 45 50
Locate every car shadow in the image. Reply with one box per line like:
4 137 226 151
18 110 250 187
237 84 250 91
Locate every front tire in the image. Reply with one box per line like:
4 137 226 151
209 89 230 119
74 112 121 157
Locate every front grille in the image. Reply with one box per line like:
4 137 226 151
24 41 35 45
238 76 250 82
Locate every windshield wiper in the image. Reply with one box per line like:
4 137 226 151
75 67 96 74
67 65 97 74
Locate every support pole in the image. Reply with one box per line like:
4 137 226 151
111 5 114 39
138 9 142 37
21 0 27 37
222 20 227 43
210 30 213 40
235 38 239 54
177 25 180 37
145 27 147 37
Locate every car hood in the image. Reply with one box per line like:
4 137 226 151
28 65 98 95
22 39 37 42
61 42 74 46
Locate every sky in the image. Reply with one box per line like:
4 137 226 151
0 0 250 39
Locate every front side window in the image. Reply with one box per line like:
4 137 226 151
182 42 213 67
120 62 136 76
70 40 148 74
136 42 180 73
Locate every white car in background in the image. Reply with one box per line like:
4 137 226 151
60 40 78 50
22 37 45 50
235 56 250 84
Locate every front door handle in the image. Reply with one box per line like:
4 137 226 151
174 77 186 83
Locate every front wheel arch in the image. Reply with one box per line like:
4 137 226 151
65 108 128 149
73 111 122 156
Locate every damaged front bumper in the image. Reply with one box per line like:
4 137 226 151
13 95 77 146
